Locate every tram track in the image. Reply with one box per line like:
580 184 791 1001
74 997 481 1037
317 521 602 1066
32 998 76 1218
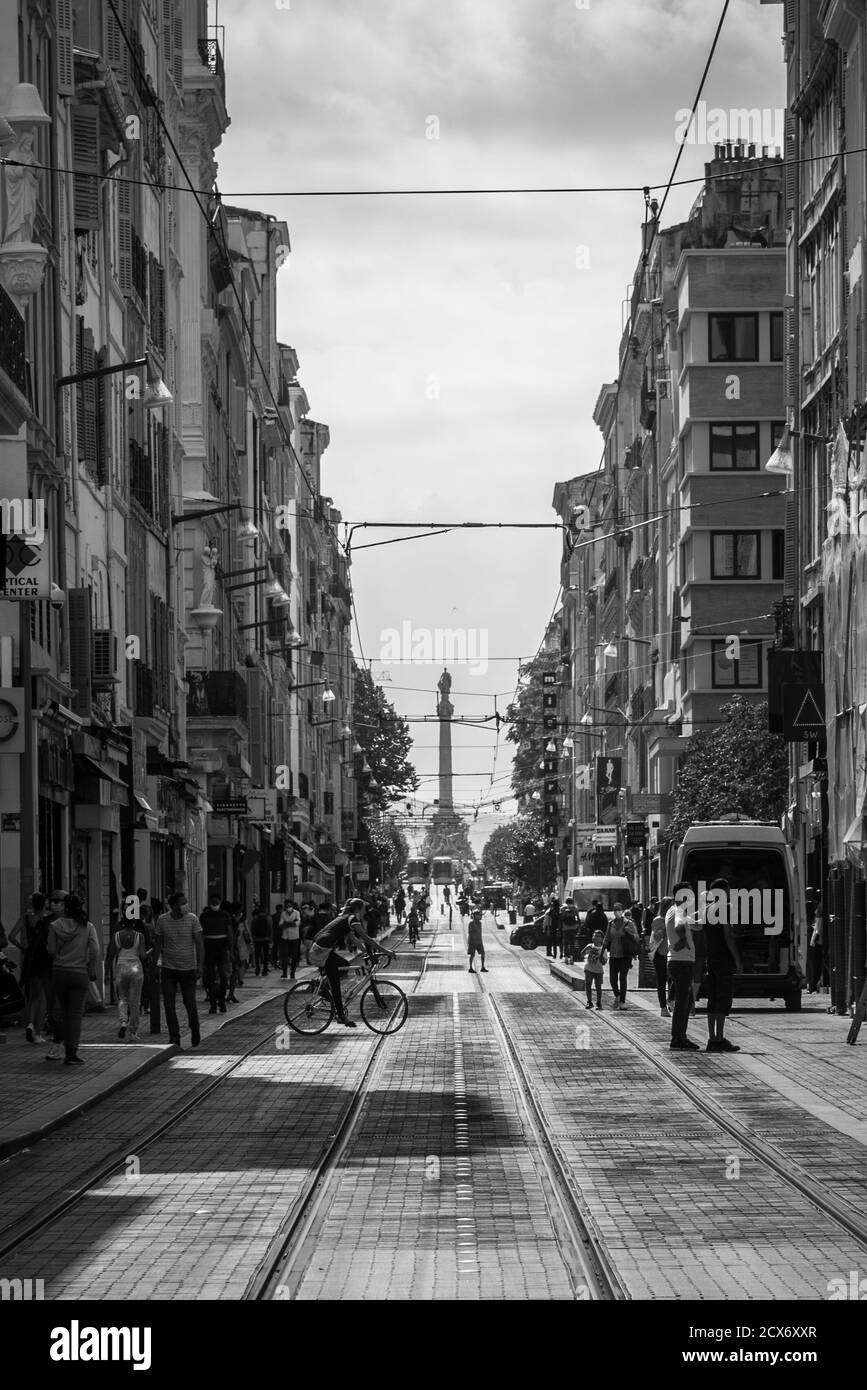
245 930 437 1300
0 926 422 1269
458 915 626 1300
500 923 867 1256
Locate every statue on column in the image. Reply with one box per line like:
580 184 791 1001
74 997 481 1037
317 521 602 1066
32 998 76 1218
437 668 453 718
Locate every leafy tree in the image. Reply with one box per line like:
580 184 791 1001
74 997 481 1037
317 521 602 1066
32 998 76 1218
496 807 558 897
668 697 788 845
481 824 519 881
367 821 409 884
352 662 417 813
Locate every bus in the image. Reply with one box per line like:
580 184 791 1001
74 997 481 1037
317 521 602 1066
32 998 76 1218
431 856 454 885
406 857 430 887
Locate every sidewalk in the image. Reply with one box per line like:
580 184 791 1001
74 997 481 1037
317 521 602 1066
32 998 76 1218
0 922 404 1160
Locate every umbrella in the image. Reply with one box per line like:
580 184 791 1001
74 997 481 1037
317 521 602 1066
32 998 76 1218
295 881 329 897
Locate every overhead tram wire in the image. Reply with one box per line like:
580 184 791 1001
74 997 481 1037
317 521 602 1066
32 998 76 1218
9 144 864 201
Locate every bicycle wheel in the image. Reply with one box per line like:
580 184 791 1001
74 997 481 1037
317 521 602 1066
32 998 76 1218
283 979 334 1034
359 978 408 1035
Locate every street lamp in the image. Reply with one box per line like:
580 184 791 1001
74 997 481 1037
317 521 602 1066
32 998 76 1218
56 351 172 411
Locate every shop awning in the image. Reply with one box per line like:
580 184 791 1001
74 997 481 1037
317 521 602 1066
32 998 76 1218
134 793 154 813
74 754 124 786
309 854 334 877
288 834 314 857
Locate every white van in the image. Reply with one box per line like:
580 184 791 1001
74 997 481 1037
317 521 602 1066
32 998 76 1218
563 876 633 918
670 818 805 1010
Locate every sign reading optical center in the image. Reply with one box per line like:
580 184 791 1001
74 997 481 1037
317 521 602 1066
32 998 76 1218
0 534 51 600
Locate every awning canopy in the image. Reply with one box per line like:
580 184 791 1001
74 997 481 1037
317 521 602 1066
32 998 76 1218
288 834 314 857
308 854 334 877
134 793 153 813
74 754 124 786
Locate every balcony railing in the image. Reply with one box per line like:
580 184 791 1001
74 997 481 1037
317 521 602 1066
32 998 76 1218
0 284 27 397
629 557 645 593
186 669 248 720
134 663 155 717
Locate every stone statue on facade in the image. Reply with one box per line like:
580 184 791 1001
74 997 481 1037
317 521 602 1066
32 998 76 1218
2 130 39 244
199 543 218 607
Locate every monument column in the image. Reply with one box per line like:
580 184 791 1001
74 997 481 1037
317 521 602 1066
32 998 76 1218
436 669 454 812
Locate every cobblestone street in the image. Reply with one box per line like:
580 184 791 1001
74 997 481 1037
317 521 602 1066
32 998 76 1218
2 913 866 1302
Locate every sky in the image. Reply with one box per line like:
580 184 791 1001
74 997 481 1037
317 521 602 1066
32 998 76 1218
214 0 786 855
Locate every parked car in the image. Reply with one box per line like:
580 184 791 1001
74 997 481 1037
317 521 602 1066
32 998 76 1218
509 876 633 951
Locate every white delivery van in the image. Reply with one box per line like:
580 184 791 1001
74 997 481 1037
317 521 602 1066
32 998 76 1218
670 817 805 1010
563 876 633 917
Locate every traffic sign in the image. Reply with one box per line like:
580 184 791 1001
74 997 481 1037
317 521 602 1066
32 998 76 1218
0 688 24 752
781 683 825 741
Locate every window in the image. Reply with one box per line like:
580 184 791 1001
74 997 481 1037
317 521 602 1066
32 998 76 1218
711 532 760 579
710 423 760 470
771 420 786 449
712 641 762 688
708 313 758 362
771 530 785 580
770 312 784 361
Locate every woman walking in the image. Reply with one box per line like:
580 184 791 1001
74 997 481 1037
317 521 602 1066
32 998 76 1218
603 903 640 1011
647 896 674 1017
107 921 148 1040
46 894 99 1065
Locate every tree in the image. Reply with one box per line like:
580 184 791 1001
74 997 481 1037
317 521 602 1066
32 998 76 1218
352 661 417 813
668 697 788 845
504 648 562 804
481 824 519 881
367 821 409 882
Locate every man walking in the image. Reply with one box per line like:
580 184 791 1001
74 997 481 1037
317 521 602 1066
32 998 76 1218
155 892 203 1048
250 901 273 976
200 893 234 1014
467 909 488 973
560 899 579 963
277 899 302 979
703 877 743 1052
544 893 561 959
665 882 703 1051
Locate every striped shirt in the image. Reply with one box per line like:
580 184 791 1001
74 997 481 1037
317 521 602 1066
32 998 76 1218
155 911 202 971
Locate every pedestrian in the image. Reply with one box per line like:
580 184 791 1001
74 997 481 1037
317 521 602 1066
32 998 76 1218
200 893 234 1013
583 898 609 950
666 882 703 1051
250 901 273 976
467 909 488 973
394 887 406 924
522 897 537 925
46 893 99 1066
631 902 644 936
136 890 155 1015
544 894 561 959
106 918 147 1040
580 930 607 1008
9 893 49 1043
278 899 302 979
602 903 640 1010
806 889 823 993
647 896 674 1017
155 891 203 1049
230 902 249 994
560 899 579 963
701 877 743 1052
691 904 708 1018
366 895 382 938
11 895 53 1045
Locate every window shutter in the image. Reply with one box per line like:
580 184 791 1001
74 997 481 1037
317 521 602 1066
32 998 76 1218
96 351 107 486
105 0 130 86
116 176 132 293
75 319 98 472
783 492 796 599
56 0 75 95
72 105 101 231
172 10 184 91
247 667 264 781
68 587 93 716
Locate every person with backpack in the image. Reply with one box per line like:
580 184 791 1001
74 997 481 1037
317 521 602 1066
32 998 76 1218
46 894 100 1065
106 919 148 1041
250 902 273 976
560 899 579 964
647 896 674 1017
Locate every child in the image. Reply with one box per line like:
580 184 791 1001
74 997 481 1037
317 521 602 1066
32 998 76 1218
467 910 487 974
581 930 607 1009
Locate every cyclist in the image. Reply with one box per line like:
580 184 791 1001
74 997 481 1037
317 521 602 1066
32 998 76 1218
308 898 391 1028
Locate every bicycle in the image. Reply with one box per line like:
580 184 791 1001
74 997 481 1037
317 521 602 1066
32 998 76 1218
282 946 409 1036
407 918 420 946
